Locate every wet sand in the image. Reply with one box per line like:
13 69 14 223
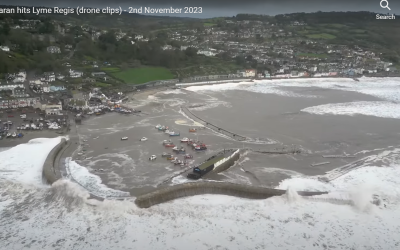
65 83 400 196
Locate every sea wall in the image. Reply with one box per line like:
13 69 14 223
134 182 327 208
181 106 247 141
42 138 67 184
176 79 251 87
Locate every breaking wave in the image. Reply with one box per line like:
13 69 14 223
1 134 400 249
302 101 400 119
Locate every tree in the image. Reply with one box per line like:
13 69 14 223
235 55 245 66
1 23 10 36
185 47 198 57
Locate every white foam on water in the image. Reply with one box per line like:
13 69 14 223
158 89 186 95
0 137 61 185
65 157 130 198
1 120 400 249
302 101 400 119
185 77 400 101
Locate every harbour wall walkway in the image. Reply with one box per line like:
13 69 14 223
134 182 328 208
181 106 247 141
42 138 68 184
175 79 251 87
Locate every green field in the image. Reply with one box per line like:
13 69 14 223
103 67 175 84
297 53 328 58
306 33 337 39
320 23 347 29
203 22 216 26
351 29 367 34
95 82 112 88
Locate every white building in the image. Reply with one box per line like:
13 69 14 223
69 69 83 78
42 99 63 115
197 50 216 56
162 45 173 50
29 79 42 85
0 46 10 52
43 72 56 82
42 84 50 93
245 69 256 77
0 82 24 91
309 66 318 72
47 46 61 53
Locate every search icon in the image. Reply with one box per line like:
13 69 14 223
380 0 391 10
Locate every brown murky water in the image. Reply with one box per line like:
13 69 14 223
65 85 400 195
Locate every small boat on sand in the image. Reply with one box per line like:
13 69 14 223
189 128 197 132
121 137 128 140
180 137 189 142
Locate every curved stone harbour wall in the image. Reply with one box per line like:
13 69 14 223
181 106 247 141
134 182 328 208
42 138 67 185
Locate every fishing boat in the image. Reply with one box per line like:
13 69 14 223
169 132 180 136
155 124 162 129
189 128 197 132
11 132 16 138
172 146 179 151
121 137 128 140
159 126 169 131
174 160 183 165
162 152 172 157
162 139 172 145
140 137 148 141
184 154 193 159
195 144 207 151
149 155 157 161
164 143 175 147
180 137 189 142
